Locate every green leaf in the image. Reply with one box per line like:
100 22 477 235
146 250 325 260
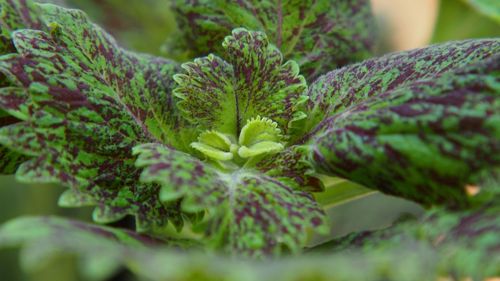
170 0 376 81
0 2 185 230
305 43 500 208
174 28 307 140
313 177 375 209
432 0 500 43
134 143 327 257
463 0 500 23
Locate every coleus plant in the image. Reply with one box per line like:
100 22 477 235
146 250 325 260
0 0 499 280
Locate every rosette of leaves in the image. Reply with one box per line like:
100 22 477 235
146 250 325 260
0 0 499 278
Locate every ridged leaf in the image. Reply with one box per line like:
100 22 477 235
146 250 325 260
305 41 500 208
169 0 375 80
134 143 326 257
174 28 307 139
0 2 184 230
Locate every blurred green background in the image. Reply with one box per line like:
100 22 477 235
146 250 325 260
0 0 499 280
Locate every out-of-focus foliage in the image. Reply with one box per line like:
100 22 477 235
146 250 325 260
463 0 500 23
56 0 177 56
1 199 498 281
432 0 500 43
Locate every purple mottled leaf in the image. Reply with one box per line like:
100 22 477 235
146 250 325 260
174 28 307 139
306 46 500 208
0 0 47 173
304 39 500 133
0 0 44 52
170 0 375 81
134 143 326 257
0 2 185 231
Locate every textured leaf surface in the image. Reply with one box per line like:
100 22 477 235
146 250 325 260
305 39 500 132
170 0 375 80
0 2 184 230
134 143 326 257
0 0 44 52
306 42 500 208
174 28 307 139
0 0 47 173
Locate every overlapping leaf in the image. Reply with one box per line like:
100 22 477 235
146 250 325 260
169 0 375 80
174 28 307 139
134 143 326 257
0 2 185 230
304 40 500 208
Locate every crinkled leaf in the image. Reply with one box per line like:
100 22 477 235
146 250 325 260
306 44 500 208
0 2 185 230
134 143 326 257
174 28 307 139
170 0 375 81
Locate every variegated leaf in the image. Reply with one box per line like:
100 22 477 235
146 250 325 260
0 2 185 230
174 28 307 139
134 143 326 257
305 44 500 208
304 39 500 133
0 0 47 173
170 0 375 81
0 0 44 52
